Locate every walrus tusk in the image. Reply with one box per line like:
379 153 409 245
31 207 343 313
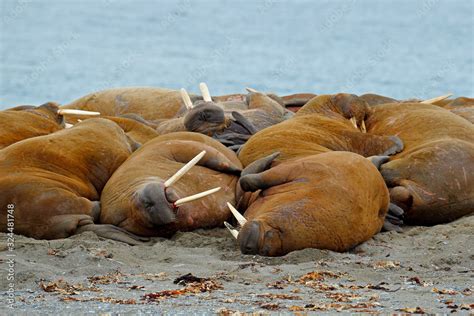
65 123 74 128
180 88 194 110
199 82 212 102
57 109 101 116
421 93 453 104
227 202 247 226
349 117 358 129
361 120 367 133
224 221 239 239
245 87 259 93
174 187 221 207
164 150 206 188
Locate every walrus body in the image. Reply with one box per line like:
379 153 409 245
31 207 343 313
0 118 143 243
100 132 242 237
236 152 389 256
101 116 159 144
62 87 193 122
0 102 64 149
238 112 403 167
367 103 474 225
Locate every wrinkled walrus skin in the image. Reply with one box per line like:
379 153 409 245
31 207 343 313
366 102 474 225
0 102 64 149
62 87 194 122
100 132 242 237
0 118 144 243
237 151 389 256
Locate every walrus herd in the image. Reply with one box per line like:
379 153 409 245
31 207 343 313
1 85 473 256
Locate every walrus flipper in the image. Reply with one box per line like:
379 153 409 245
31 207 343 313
169 141 242 174
239 160 293 192
241 152 280 177
75 224 150 245
231 111 258 134
355 134 404 157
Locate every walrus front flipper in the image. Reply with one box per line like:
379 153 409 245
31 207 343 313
240 159 294 192
241 152 280 177
168 140 242 175
367 155 390 170
231 111 258 134
75 224 150 245
353 133 404 157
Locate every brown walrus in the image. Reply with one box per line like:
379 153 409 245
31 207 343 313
61 87 199 123
0 102 64 149
183 84 292 150
0 118 145 243
366 102 474 225
238 103 403 167
225 151 389 256
100 132 242 237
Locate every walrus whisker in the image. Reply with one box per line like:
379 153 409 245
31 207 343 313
57 109 101 116
421 93 453 104
199 82 213 102
180 88 193 110
224 221 239 239
164 150 206 187
349 117 358 129
173 186 221 207
227 202 247 226
245 87 259 93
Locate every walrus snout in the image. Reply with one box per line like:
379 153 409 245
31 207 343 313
239 221 261 255
134 182 178 226
184 102 226 134
238 220 283 256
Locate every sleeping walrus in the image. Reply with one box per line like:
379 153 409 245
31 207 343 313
238 102 403 167
0 118 145 244
61 87 199 123
100 132 242 237
366 102 474 225
225 151 390 256
0 102 102 149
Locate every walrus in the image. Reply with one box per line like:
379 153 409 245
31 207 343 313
0 102 101 149
366 102 474 225
61 87 202 123
100 132 242 237
437 97 474 124
224 151 390 256
238 105 403 167
0 118 145 243
182 84 292 150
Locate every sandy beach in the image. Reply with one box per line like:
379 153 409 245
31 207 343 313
1 214 472 314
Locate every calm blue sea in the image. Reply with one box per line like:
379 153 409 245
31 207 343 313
1 0 473 108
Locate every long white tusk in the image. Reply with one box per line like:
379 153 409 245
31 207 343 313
227 202 247 226
65 123 74 128
199 82 212 102
349 117 358 129
421 93 453 104
174 187 221 207
245 87 259 93
180 88 193 110
58 109 101 116
224 221 239 239
361 120 367 133
164 150 206 188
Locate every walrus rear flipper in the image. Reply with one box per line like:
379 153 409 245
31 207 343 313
75 224 150 245
231 111 258 134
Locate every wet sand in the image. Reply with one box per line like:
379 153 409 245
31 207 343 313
1 215 473 314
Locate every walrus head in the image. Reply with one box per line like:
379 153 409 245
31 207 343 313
131 151 221 229
183 100 227 135
331 93 371 132
224 203 283 256
132 180 180 226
